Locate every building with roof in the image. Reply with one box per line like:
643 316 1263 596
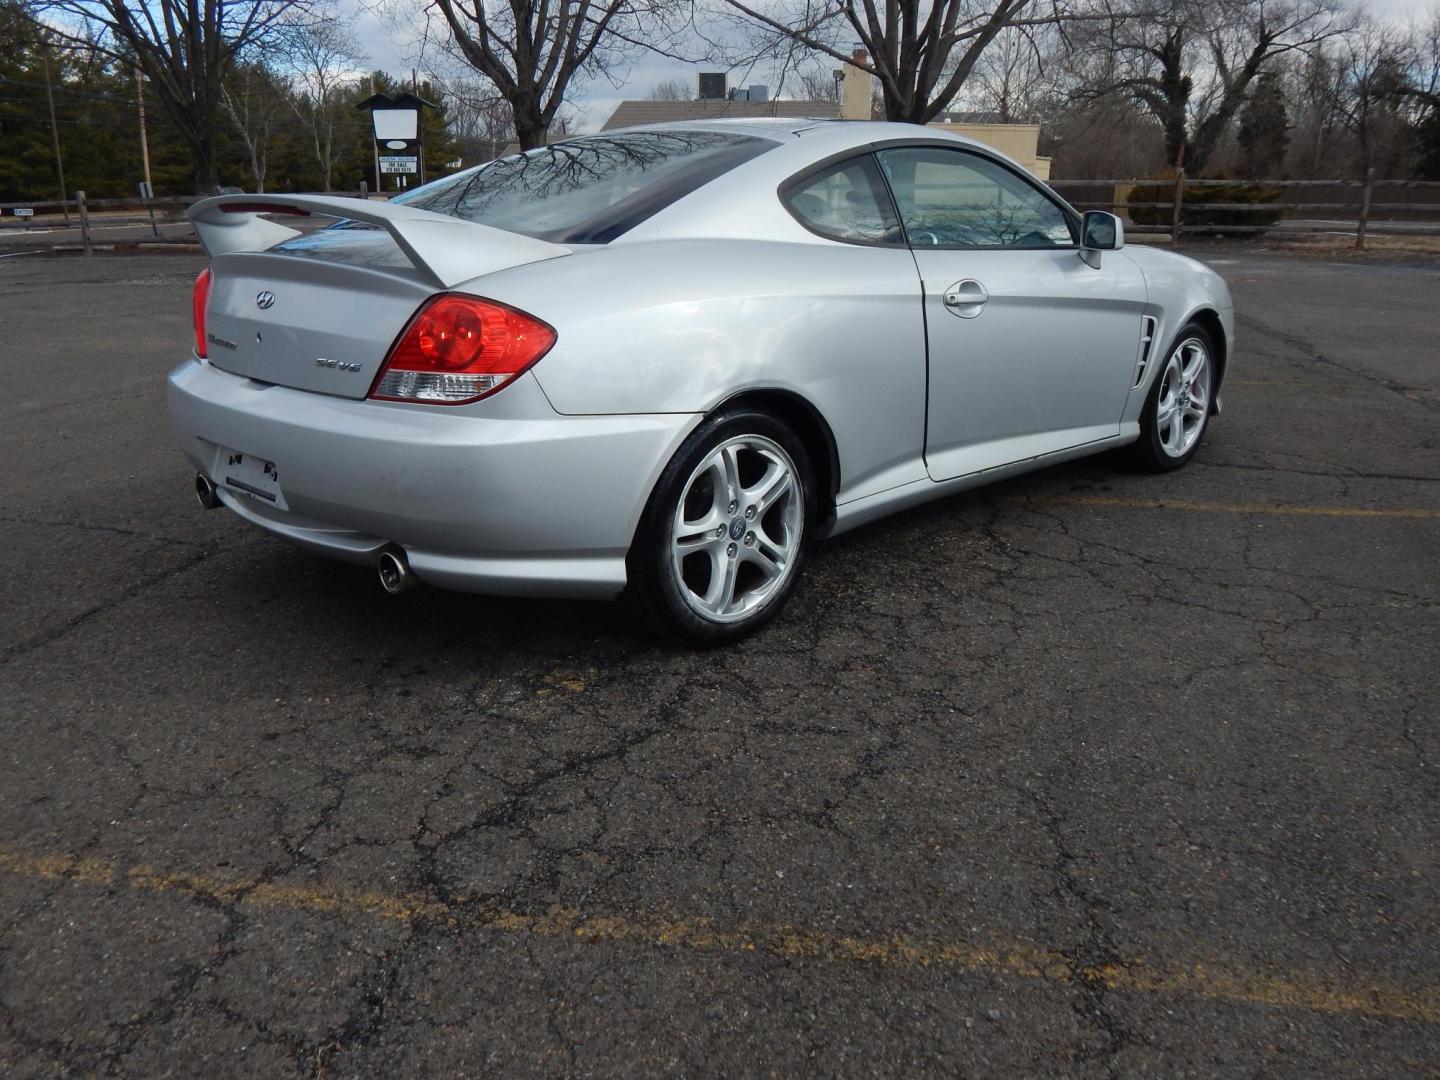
598 52 1052 180
601 98 841 130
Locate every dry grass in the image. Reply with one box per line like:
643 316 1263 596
1134 229 1440 263
1258 231 1440 261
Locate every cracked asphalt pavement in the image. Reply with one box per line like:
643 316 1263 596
2 248 1438 1077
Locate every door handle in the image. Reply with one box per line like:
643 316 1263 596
942 279 988 318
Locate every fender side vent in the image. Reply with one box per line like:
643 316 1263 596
1134 316 1158 388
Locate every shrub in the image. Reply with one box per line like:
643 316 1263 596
1127 174 1284 237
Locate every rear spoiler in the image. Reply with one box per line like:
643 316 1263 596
188 194 569 289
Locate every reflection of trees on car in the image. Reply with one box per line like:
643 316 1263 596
396 132 771 243
880 147 1072 247
906 200 1068 246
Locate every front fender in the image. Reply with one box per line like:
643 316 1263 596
1118 247 1234 421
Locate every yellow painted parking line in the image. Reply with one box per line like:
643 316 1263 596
1226 379 1355 388
1015 494 1440 520
2 847 1437 1025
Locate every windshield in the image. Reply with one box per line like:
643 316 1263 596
391 130 776 244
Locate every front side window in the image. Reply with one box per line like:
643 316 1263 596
877 147 1074 248
782 156 901 245
392 130 776 244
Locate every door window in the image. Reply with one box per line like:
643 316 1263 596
782 156 902 245
877 147 1074 248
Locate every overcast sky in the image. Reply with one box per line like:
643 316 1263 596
349 0 1439 135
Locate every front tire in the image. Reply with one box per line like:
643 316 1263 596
625 408 814 646
1130 322 1216 472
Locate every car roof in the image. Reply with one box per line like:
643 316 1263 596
463 120 1038 246
567 118 986 153
589 121 1039 246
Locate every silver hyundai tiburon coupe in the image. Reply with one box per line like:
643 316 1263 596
170 119 1233 643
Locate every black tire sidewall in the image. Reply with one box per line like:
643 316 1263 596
626 409 815 646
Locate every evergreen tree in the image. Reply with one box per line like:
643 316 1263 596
1238 70 1291 178
1416 112 1440 180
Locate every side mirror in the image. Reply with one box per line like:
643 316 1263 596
1079 211 1124 268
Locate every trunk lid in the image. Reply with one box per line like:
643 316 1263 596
189 195 569 399
204 250 432 399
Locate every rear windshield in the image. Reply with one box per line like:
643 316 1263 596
391 130 775 244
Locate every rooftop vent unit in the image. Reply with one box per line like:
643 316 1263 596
728 85 769 102
698 72 726 100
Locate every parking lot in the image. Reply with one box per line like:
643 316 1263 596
2 248 1437 1076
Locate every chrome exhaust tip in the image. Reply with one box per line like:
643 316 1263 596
194 473 222 510
377 547 416 595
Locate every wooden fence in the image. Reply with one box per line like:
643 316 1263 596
0 191 370 254
3 176 1439 254
1052 170 1440 249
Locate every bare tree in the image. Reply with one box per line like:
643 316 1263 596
283 15 366 191
429 0 682 150
719 0 1093 124
1398 6 1439 114
646 77 691 99
962 21 1059 120
442 75 517 162
1421 6 1440 105
1283 45 1347 175
1045 94 1166 176
1072 0 1353 172
1335 19 1413 179
1413 8 1440 177
31 0 306 190
219 60 288 191
795 61 840 102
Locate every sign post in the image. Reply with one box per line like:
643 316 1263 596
138 180 158 237
356 92 435 194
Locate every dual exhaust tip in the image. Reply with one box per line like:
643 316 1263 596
193 472 417 595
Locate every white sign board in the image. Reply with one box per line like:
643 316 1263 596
379 157 418 174
372 109 419 140
13 208 35 217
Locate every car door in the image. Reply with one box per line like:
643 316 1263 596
777 153 929 504
875 145 1148 482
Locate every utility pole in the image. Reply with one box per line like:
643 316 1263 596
370 75 382 194
412 69 425 185
136 67 154 194
41 47 70 223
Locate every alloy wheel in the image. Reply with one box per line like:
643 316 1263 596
670 435 804 623
1156 336 1211 458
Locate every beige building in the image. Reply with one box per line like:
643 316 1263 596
926 121 1051 180
601 98 840 129
599 50 1051 180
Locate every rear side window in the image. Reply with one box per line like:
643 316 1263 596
393 131 776 244
782 156 902 245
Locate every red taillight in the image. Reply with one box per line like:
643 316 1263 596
370 294 557 405
192 267 212 358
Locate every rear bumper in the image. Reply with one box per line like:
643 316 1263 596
168 359 698 599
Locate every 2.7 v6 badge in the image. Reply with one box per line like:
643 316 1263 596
315 357 362 373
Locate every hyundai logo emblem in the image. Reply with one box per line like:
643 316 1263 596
255 290 276 310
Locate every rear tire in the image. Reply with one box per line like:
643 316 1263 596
624 408 814 646
1129 321 1216 473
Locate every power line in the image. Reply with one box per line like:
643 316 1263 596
0 74 143 108
0 112 131 125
